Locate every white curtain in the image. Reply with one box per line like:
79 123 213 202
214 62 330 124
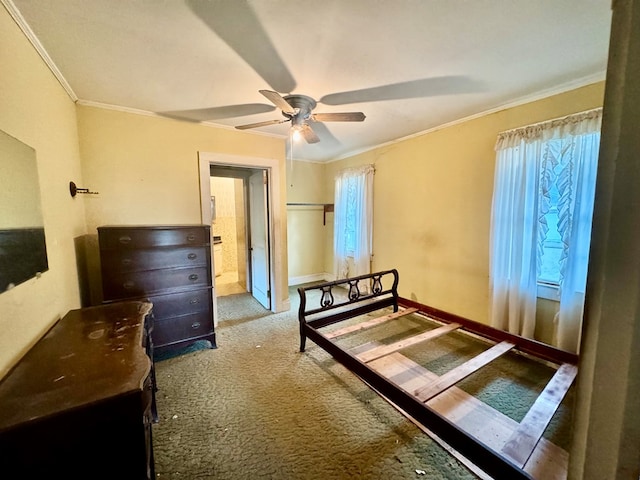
490 109 601 352
334 164 374 281
554 131 600 352
489 140 542 339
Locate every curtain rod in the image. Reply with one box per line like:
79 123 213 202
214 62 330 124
497 107 602 137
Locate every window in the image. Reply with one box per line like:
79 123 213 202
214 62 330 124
539 203 562 285
334 165 374 281
343 176 359 256
489 108 601 353
538 139 571 288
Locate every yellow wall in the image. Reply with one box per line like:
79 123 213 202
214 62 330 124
0 6 86 377
286 159 328 283
76 105 284 231
324 82 605 331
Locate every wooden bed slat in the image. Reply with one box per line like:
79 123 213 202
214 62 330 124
414 341 516 402
324 307 419 339
500 363 578 467
368 352 569 480
351 350 493 480
356 322 461 363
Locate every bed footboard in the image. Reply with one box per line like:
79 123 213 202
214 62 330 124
297 269 399 352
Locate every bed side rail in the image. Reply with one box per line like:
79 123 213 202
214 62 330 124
297 269 399 352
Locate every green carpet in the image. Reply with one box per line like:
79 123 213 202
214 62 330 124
151 288 572 479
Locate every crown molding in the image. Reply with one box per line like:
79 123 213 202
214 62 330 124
3 0 78 102
329 71 607 163
76 99 286 139
77 99 172 119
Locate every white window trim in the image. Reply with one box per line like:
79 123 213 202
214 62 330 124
537 282 560 301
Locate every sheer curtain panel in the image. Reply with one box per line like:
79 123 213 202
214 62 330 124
334 165 374 283
490 109 601 353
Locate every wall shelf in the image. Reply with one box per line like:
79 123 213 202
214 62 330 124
286 203 334 225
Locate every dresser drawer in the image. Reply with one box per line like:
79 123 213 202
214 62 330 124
148 288 212 319
103 266 211 300
152 311 214 347
98 226 209 250
101 246 209 274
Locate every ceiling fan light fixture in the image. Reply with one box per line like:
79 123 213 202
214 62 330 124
291 124 303 142
235 90 364 145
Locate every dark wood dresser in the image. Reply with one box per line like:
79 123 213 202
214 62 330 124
0 301 155 479
98 224 217 353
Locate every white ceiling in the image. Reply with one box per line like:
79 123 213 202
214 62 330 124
7 0 612 162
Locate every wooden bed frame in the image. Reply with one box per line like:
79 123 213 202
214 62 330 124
298 269 578 480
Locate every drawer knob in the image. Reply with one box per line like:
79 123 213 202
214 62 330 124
189 274 199 281
187 253 197 260
191 322 201 329
119 235 132 244
121 258 132 266
123 280 135 290
187 234 196 242
189 298 199 305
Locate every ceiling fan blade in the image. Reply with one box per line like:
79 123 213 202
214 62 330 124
235 119 286 130
301 124 320 144
260 90 296 115
319 76 485 105
161 103 275 122
186 0 296 93
306 122 341 147
312 112 366 122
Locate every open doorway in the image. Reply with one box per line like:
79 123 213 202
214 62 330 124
198 152 288 315
210 174 248 296
210 167 270 310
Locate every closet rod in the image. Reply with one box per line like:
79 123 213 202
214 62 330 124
286 202 331 206
286 203 334 225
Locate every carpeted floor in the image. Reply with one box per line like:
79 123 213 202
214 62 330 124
151 287 572 479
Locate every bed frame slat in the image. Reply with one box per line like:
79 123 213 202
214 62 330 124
368 352 569 480
356 322 461 363
325 307 418 339
500 363 578 467
414 341 516 402
303 324 533 479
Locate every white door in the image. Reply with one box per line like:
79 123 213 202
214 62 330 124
249 170 271 309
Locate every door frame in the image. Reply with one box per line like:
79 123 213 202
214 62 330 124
198 152 288 314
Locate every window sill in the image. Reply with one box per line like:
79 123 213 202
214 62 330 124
537 282 560 301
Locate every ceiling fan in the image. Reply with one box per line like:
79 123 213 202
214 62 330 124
234 90 366 144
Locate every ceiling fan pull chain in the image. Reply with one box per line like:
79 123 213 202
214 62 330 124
289 129 294 187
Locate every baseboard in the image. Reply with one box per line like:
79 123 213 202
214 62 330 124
288 272 334 286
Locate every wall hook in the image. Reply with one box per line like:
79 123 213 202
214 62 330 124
69 181 99 197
